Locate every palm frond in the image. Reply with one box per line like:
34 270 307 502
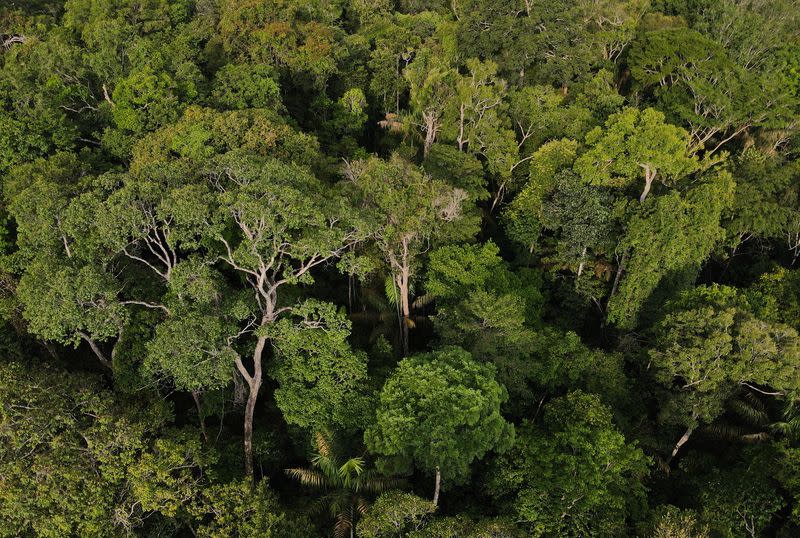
728 397 768 425
339 457 365 488
701 423 757 442
286 467 327 489
357 471 406 493
334 512 354 538
314 431 333 460
356 496 369 516
412 293 435 309
741 432 771 443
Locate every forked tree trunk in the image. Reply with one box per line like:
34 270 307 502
432 466 441 506
237 334 267 478
422 111 439 158
639 164 657 202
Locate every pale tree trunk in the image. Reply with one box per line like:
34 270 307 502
77 331 113 371
432 466 441 506
577 246 588 277
457 104 466 152
394 238 412 356
667 421 696 464
422 111 439 158
396 269 410 357
606 250 628 311
639 164 657 202
236 333 267 478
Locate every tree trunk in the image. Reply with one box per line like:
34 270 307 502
397 271 410 357
238 334 267 478
577 246 588 277
639 165 656 202
78 331 113 371
606 250 628 310
432 466 441 506
423 111 438 158
191 390 208 442
243 379 260 477
667 424 695 464
457 104 466 152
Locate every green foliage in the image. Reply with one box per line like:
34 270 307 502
0 360 206 536
1 0 799 534
358 491 436 538
366 347 514 485
270 300 371 432
489 391 650 537
574 107 697 201
608 169 735 327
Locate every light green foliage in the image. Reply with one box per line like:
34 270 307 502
489 391 650 537
539 171 615 275
425 242 506 300
608 169 735 327
724 149 799 249
345 153 478 350
748 267 800 331
413 515 524 537
145 311 239 391
358 491 436 538
191 479 304 538
16 259 125 349
111 66 181 133
269 300 371 431
646 506 709 538
132 106 321 169
629 26 794 154
365 347 514 485
651 285 800 434
0 360 209 536
504 139 579 251
424 242 547 405
574 107 697 202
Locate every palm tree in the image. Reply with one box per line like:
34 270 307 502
286 432 402 538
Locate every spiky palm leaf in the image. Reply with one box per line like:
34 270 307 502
285 467 327 489
287 432 404 537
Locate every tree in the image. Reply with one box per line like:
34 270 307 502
190 479 312 538
365 347 514 504
345 154 477 355
269 300 371 433
358 491 436 538
286 432 400 538
202 152 366 476
650 285 800 463
488 391 650 536
574 107 697 203
0 359 214 536
404 47 457 158
629 27 795 155
606 168 735 327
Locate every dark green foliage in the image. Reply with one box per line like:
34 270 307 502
1 0 799 535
